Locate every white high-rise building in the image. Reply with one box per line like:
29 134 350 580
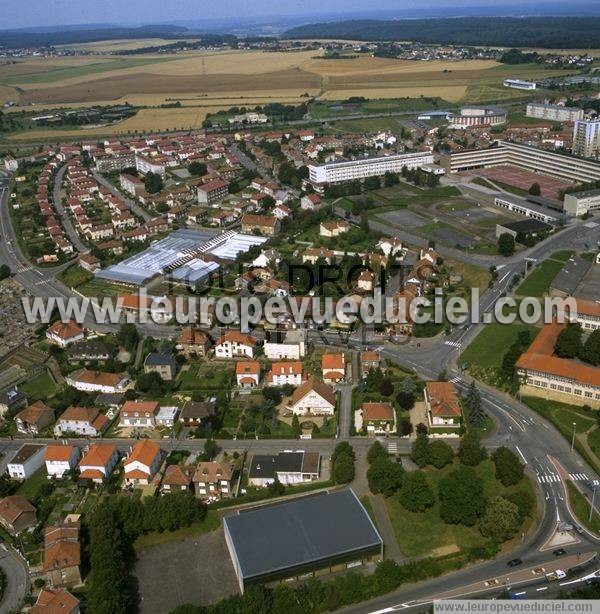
572 120 600 158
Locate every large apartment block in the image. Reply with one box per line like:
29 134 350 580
526 103 584 123
309 151 433 189
441 140 600 184
572 120 600 159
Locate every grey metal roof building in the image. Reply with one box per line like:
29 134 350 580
550 256 592 298
223 489 383 592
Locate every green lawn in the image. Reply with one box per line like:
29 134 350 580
133 511 221 549
385 459 535 557
516 253 573 297
57 265 93 288
17 468 48 499
177 363 233 391
20 371 57 401
566 481 600 535
588 428 600 460
460 323 539 370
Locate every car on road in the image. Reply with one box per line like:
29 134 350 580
507 558 523 568
553 548 566 556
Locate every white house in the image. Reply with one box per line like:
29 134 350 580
44 445 80 478
78 444 119 483
54 407 108 437
123 440 162 487
266 362 303 387
377 237 404 258
66 369 129 393
263 330 306 360
288 377 336 416
119 401 159 428
45 321 84 348
156 406 179 427
214 332 257 359
235 361 260 388
7 444 46 480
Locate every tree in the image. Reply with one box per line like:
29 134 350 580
479 496 520 542
396 377 416 409
528 182 541 196
379 378 394 397
0 264 10 280
268 479 285 496
498 233 515 257
398 471 435 512
427 440 454 469
464 381 485 428
367 441 388 464
332 441 355 463
367 458 404 496
144 171 163 194
458 431 487 466
333 452 355 484
505 489 535 523
554 323 583 359
581 329 600 366
364 176 381 191
398 419 413 437
438 466 485 526
135 371 165 396
491 447 524 486
291 414 301 437
188 161 207 177
411 433 429 468
203 438 217 461
116 323 139 352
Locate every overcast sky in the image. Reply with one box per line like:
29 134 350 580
3 0 597 30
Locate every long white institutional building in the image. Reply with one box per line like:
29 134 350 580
441 140 600 184
309 151 434 189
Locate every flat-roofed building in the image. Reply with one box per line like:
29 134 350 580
224 489 383 592
248 451 321 487
309 151 433 190
449 106 507 129
564 188 600 217
526 103 583 123
573 119 600 159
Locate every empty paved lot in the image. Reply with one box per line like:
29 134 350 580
135 528 239 613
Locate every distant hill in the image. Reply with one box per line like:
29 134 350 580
0 24 189 48
283 17 600 49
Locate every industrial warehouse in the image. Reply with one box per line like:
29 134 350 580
223 489 383 592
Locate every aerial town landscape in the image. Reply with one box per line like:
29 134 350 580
2 1 600 613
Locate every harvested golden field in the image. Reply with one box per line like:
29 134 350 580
321 86 467 102
56 38 197 52
0 85 19 105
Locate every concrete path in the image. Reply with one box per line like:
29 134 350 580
368 493 407 563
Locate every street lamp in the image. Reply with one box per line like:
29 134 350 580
590 484 598 523
571 422 577 451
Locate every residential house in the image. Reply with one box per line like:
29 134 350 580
360 402 396 435
144 352 178 381
119 401 160 428
356 270 376 292
156 406 179 427
78 444 119 483
424 381 462 430
44 523 82 587
176 327 211 358
0 496 36 534
161 464 193 494
66 369 129 393
193 461 233 500
377 237 404 258
361 351 381 376
214 331 257 359
321 353 345 384
236 361 260 388
120 172 144 195
288 377 336 416
66 340 112 364
241 214 280 236
302 246 335 265
264 329 306 360
45 445 80 479
266 361 303 387
300 193 322 210
78 253 100 273
319 220 349 238
180 400 215 427
54 407 108 437
14 401 54 435
248 451 320 487
45 320 84 347
30 588 80 614
7 444 46 479
123 440 162 487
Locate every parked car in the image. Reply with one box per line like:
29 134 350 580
553 548 566 556
507 558 523 568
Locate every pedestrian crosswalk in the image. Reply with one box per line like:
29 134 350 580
387 441 398 454
569 473 589 481
445 341 462 348
450 376 461 384
537 473 560 483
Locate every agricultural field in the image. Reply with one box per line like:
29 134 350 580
0 49 576 138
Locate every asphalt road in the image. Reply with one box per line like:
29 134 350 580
0 543 29 612
92 171 152 222
52 164 89 254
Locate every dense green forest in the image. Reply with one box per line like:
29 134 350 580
283 17 600 48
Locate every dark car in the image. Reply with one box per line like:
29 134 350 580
553 548 566 556
507 558 523 568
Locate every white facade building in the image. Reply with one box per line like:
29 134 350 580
44 445 80 478
526 103 583 123
573 120 600 158
504 79 537 90
7 444 46 480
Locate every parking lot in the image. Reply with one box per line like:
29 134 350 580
134 528 239 613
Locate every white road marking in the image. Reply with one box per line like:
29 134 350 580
515 446 527 465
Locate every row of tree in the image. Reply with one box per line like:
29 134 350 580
555 323 600 366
